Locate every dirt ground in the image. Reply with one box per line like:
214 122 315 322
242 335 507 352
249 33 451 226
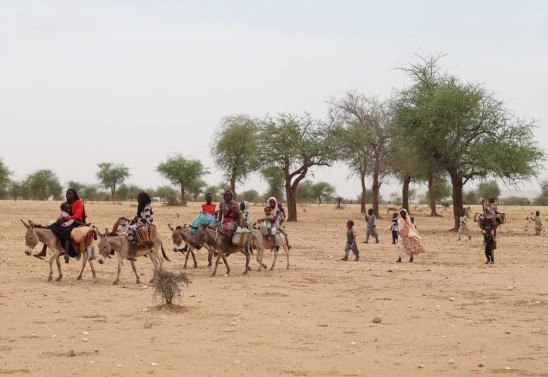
0 200 546 377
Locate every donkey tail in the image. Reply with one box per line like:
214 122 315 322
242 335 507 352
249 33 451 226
161 242 171 262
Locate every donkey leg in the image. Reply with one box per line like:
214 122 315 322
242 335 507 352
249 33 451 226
48 255 55 282
222 254 230 276
270 248 279 271
243 251 250 275
183 249 190 269
55 256 63 281
149 252 159 283
284 245 290 270
130 260 140 284
211 252 222 277
191 249 197 268
88 259 97 278
207 247 213 267
113 258 122 285
77 255 87 280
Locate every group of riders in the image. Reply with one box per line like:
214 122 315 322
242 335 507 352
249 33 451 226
33 188 290 262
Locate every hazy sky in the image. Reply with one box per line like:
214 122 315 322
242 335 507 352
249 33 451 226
1 0 547 199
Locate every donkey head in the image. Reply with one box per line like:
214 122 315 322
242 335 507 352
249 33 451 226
95 228 111 264
22 219 38 255
168 224 189 252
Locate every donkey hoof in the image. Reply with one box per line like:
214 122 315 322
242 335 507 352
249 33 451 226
48 275 53 282
77 276 82 280
263 264 267 269
149 278 155 283
136 279 141 284
55 277 62 282
112 281 118 285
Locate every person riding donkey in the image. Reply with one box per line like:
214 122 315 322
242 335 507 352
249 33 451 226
267 197 291 249
217 190 243 245
125 192 154 261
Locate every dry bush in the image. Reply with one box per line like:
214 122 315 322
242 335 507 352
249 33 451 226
152 269 190 305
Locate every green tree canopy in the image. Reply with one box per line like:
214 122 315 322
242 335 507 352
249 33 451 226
211 114 259 197
116 184 144 201
478 181 501 201
0 159 11 198
155 185 179 205
96 162 130 201
329 93 392 216
156 154 208 206
394 55 545 229
311 181 336 204
257 113 337 221
23 169 62 200
260 167 285 202
242 189 260 203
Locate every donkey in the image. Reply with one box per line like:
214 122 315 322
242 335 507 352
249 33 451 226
21 220 97 282
95 227 170 285
194 225 265 277
168 224 214 268
254 223 290 271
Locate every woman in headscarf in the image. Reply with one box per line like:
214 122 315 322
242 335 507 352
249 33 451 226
267 197 291 249
35 188 88 260
240 200 252 229
126 192 153 261
396 208 425 263
217 190 242 237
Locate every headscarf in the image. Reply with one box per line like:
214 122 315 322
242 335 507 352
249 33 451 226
220 190 240 218
268 197 280 225
398 209 420 241
66 188 80 203
137 192 152 217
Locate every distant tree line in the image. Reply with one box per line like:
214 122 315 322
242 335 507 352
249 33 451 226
0 54 545 226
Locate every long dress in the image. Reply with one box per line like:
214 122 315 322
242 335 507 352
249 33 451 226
398 215 425 258
126 204 153 243
49 199 86 257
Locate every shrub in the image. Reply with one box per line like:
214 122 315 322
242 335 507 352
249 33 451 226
152 269 190 305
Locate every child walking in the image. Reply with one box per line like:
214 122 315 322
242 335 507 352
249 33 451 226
534 211 543 236
482 223 495 264
364 208 379 243
390 212 399 244
342 220 360 261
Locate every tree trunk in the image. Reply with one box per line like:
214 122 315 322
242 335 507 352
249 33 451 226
111 184 116 201
180 183 187 206
286 185 297 222
230 174 236 200
428 172 438 216
360 171 367 214
318 197 322 204
402 174 411 213
450 173 463 230
372 161 380 217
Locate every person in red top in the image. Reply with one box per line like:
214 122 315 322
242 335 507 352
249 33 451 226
35 188 88 260
201 193 217 217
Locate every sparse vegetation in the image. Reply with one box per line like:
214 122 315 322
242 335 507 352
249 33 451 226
152 269 190 305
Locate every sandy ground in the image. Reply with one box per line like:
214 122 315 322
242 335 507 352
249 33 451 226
0 200 547 377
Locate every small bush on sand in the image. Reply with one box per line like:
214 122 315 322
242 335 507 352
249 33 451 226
152 269 190 305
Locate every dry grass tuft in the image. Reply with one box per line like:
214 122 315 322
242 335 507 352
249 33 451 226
152 269 190 305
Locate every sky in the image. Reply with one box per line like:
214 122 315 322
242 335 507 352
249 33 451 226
1 0 547 200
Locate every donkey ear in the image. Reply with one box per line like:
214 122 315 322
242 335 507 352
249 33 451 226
104 228 109 237
21 219 30 229
28 220 35 228
168 224 174 232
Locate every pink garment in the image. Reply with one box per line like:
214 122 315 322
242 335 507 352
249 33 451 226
60 211 70 220
397 209 421 242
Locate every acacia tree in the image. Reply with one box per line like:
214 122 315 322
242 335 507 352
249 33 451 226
96 162 130 201
257 113 336 221
212 114 259 198
156 154 208 206
396 56 544 229
0 159 10 198
260 167 285 202
534 180 548 206
23 169 63 200
311 182 336 204
478 181 501 201
330 93 392 216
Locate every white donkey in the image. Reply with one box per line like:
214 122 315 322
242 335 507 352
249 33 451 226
21 219 97 281
95 227 170 285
